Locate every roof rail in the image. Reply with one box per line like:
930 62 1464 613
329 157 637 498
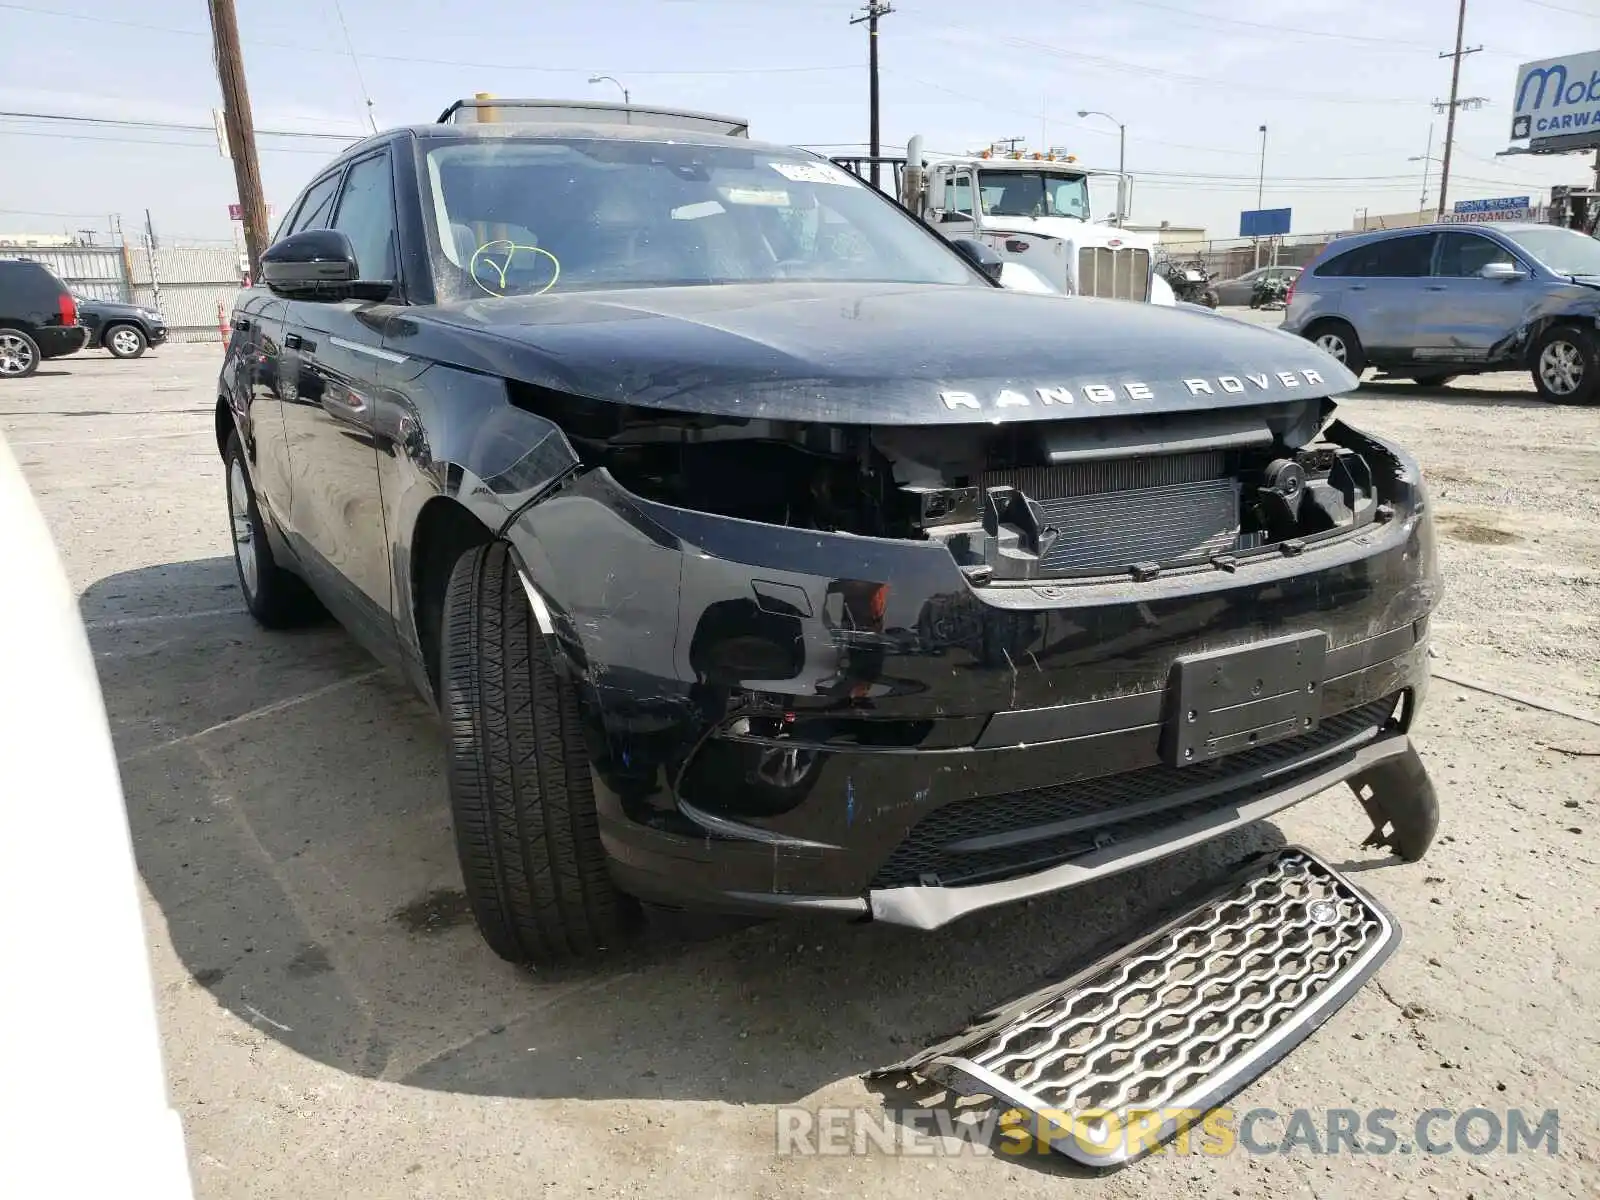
435 98 750 137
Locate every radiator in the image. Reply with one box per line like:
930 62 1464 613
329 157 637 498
983 451 1239 574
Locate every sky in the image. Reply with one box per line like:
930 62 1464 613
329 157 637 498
1 0 1596 245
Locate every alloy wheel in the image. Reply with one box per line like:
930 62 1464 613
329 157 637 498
0 332 35 376
1314 332 1348 363
1538 339 1584 396
110 327 143 356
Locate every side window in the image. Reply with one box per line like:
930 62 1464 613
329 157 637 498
331 152 397 280
944 173 974 216
1315 248 1359 277
1369 233 1435 278
1436 231 1516 278
289 174 342 236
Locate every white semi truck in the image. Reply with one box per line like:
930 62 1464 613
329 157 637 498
832 137 1173 304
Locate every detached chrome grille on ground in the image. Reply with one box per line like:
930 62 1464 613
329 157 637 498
873 847 1399 1165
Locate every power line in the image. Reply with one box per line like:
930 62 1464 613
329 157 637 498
0 2 857 77
0 110 359 141
906 16 1434 106
326 0 378 132
0 127 333 153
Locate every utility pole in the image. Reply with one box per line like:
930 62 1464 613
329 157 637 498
207 0 269 281
850 1 893 190
144 209 162 313
1434 0 1485 219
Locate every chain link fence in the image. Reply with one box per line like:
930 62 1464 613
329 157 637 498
1152 233 1343 282
0 237 245 343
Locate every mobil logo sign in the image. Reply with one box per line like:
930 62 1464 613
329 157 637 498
1512 50 1600 143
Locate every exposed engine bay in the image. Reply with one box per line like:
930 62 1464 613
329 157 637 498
512 383 1392 584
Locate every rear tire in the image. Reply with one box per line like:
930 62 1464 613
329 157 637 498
441 541 636 965
1306 320 1367 375
104 323 148 359
1531 323 1599 405
224 431 322 628
0 327 41 379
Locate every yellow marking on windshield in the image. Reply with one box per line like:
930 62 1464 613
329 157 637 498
468 239 562 297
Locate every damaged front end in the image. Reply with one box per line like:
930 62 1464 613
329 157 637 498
495 375 1440 925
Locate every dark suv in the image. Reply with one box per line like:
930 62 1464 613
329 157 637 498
0 258 87 378
76 296 169 359
218 98 1440 969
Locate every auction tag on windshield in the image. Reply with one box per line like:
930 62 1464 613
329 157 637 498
719 186 790 206
769 161 854 185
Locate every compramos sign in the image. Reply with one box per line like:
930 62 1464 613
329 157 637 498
1511 50 1600 150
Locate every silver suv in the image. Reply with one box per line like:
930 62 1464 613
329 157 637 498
1282 222 1600 404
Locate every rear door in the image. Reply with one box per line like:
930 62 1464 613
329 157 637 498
1416 230 1529 360
1339 232 1435 362
280 148 401 662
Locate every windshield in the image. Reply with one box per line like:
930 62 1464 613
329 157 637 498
976 170 1089 219
422 137 980 297
1503 226 1600 276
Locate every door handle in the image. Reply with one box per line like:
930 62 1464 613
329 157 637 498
284 332 316 352
1348 284 1367 291
1424 284 1448 291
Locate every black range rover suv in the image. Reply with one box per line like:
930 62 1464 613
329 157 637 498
218 98 1441 966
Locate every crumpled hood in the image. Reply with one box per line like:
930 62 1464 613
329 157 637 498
398 281 1354 426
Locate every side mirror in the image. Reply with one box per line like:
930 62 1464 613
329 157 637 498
950 237 1004 283
1115 175 1132 224
261 229 391 301
938 210 971 224
1480 261 1527 282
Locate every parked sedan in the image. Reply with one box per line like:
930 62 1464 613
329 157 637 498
75 297 168 358
1214 264 1301 307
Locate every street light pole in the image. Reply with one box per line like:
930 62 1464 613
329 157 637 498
588 74 630 104
1076 109 1126 225
1255 123 1267 269
1409 123 1436 214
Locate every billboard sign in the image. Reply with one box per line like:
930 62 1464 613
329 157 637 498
1443 196 1533 222
1511 50 1600 150
1239 207 1292 237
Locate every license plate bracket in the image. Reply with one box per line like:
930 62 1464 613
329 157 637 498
1164 631 1327 766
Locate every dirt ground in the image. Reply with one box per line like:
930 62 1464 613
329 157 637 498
2 333 1596 1199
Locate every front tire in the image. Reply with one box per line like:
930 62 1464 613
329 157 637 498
224 432 321 628
0 328 41 378
1532 324 1598 405
1306 319 1367 375
441 541 636 965
104 323 148 359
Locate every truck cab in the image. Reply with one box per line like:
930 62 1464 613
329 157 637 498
835 141 1166 303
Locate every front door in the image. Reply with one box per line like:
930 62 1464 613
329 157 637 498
934 168 977 236
280 149 402 663
1416 230 1530 360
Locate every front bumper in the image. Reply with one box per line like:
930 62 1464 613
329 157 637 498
503 426 1438 927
